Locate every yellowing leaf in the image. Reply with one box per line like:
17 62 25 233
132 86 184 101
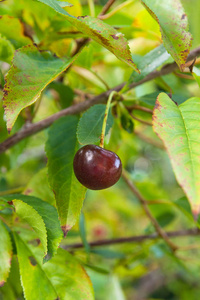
153 93 200 215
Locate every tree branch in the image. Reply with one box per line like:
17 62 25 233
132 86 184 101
62 228 200 249
98 0 116 17
122 170 178 252
1 46 200 154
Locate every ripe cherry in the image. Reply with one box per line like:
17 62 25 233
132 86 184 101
73 144 122 190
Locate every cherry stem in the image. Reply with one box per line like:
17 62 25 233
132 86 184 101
100 91 117 148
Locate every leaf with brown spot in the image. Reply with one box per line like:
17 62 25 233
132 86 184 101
0 220 12 286
3 44 79 132
14 233 94 300
36 0 139 71
141 0 192 70
1 194 63 262
153 93 200 215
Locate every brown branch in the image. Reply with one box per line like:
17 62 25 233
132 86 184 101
1 46 200 154
98 0 116 17
129 112 152 126
126 105 153 114
62 228 200 249
122 170 178 252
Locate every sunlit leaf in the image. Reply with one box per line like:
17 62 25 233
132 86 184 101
36 0 139 71
2 194 63 261
0 15 32 49
153 93 200 214
192 66 200 87
3 44 78 132
0 220 12 287
141 0 192 70
14 233 94 300
14 233 58 300
43 248 94 299
77 104 114 145
46 116 87 235
0 36 15 63
13 200 48 256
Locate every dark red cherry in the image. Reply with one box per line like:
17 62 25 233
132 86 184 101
73 144 122 190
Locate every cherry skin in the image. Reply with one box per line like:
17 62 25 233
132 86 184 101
73 144 122 190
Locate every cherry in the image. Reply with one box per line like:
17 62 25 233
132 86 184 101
73 144 122 190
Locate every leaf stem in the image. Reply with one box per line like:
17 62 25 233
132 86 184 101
100 91 117 148
99 0 135 20
87 0 95 17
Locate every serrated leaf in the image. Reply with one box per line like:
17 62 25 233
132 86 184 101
14 233 94 300
0 15 32 49
45 116 87 235
153 93 200 214
36 0 139 71
43 248 94 299
141 0 192 70
12 200 48 256
3 44 78 132
0 220 12 287
14 233 58 300
2 194 63 262
77 104 114 145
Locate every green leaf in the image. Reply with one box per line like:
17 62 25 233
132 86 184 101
57 1 73 7
24 168 55 206
79 213 90 253
49 82 74 109
128 44 170 85
36 0 139 71
45 116 87 235
43 248 94 300
3 44 79 132
0 68 5 87
0 15 32 49
13 200 48 256
141 0 192 70
174 197 194 223
153 93 200 214
192 66 200 87
14 233 94 300
2 194 63 261
0 220 12 287
77 104 114 145
0 36 15 63
14 233 58 300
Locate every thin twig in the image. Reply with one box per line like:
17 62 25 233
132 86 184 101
122 170 178 252
1 46 200 153
173 72 194 80
62 228 200 249
126 105 153 114
98 0 116 17
99 0 134 20
129 112 152 126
